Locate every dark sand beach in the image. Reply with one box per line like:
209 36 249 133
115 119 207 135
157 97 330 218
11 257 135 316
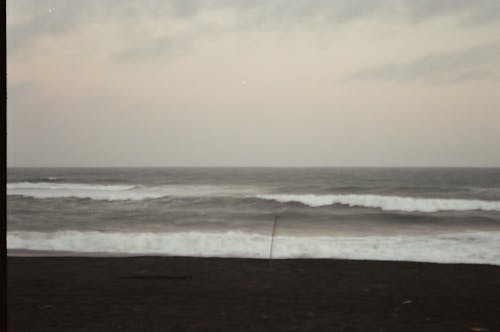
7 256 500 331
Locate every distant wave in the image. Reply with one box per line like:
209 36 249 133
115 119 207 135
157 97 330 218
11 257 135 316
256 194 500 212
7 230 500 265
8 182 135 191
18 176 62 183
7 182 255 201
7 182 146 201
44 176 59 181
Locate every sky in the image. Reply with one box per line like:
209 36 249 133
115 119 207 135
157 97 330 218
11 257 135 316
7 0 500 167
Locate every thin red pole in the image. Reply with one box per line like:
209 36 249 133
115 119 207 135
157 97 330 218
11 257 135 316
269 215 280 267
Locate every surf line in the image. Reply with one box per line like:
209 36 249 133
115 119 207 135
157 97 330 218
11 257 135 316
269 215 280 267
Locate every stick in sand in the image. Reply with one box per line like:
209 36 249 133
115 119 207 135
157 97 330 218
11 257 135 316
269 215 280 267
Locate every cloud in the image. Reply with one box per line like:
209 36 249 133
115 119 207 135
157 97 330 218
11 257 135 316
348 44 500 82
114 36 190 62
7 1 86 55
209 0 500 27
453 69 500 82
402 0 500 24
8 0 500 59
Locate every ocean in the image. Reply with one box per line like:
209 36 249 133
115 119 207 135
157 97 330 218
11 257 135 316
6 167 500 265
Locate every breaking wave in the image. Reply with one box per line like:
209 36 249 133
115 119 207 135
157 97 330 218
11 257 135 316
256 194 500 212
8 182 500 213
7 182 255 201
7 230 500 265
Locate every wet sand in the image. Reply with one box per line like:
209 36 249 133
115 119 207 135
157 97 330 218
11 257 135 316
8 256 500 331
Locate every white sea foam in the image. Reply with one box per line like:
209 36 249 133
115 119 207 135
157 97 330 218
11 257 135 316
7 182 255 201
257 194 500 212
7 230 500 265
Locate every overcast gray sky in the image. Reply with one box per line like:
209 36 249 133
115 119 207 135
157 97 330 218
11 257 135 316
7 0 500 167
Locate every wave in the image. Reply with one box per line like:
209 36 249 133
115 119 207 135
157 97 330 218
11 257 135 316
8 182 500 212
256 194 500 212
7 230 500 265
7 182 256 201
8 182 135 191
25 176 61 182
7 182 149 201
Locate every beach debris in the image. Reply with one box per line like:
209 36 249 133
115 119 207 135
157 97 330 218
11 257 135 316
402 299 413 305
469 328 489 332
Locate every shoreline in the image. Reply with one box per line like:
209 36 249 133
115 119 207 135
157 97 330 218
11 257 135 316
7 249 500 267
8 256 500 331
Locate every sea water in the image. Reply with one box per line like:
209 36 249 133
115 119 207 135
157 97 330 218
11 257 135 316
7 167 500 264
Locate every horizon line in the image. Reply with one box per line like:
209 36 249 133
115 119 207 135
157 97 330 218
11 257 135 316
6 165 500 169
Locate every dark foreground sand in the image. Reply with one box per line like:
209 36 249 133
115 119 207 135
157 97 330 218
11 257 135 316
8 256 500 331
